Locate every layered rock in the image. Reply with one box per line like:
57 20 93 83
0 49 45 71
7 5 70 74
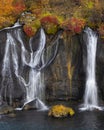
45 33 85 101
96 37 104 100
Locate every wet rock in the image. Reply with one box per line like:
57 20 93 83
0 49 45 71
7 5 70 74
8 112 16 118
0 104 14 115
96 37 104 100
23 104 36 110
45 34 84 101
15 99 37 111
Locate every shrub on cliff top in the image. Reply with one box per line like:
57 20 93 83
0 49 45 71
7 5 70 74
98 24 104 38
12 0 26 15
61 17 86 34
40 14 62 35
19 12 41 37
0 0 104 36
0 0 26 28
23 19 41 37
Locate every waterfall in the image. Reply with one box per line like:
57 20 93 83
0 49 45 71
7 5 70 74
80 27 102 111
17 28 48 110
0 20 62 111
0 27 48 110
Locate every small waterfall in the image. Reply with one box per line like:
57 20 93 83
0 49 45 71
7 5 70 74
80 27 102 111
0 27 48 110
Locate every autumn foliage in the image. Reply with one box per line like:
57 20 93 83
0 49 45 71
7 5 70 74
98 24 104 38
40 15 60 34
48 105 75 118
12 0 26 15
40 15 59 25
61 17 85 33
0 0 26 28
0 0 14 16
23 25 34 37
0 0 104 37
23 20 40 37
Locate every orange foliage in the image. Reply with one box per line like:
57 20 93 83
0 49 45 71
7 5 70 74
0 0 103 36
12 0 26 15
23 25 35 37
62 17 85 33
0 0 16 28
39 0 49 6
98 24 104 38
0 0 14 16
32 9 42 18
40 15 59 34
0 0 26 28
40 15 59 25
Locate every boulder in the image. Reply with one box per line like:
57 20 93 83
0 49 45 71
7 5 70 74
0 104 14 115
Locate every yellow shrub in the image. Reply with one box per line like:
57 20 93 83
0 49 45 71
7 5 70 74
48 105 75 118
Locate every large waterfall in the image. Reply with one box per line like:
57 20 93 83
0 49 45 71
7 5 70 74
0 22 61 110
0 25 48 110
80 27 102 111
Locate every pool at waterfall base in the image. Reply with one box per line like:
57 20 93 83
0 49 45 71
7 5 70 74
0 102 104 130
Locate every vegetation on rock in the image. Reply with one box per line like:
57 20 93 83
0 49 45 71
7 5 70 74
48 104 75 118
40 14 60 34
0 105 14 115
67 60 74 97
61 17 85 34
98 24 104 38
0 0 104 37
12 0 26 15
0 0 26 28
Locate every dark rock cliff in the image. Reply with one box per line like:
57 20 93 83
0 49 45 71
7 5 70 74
45 33 85 101
0 26 104 103
96 37 104 100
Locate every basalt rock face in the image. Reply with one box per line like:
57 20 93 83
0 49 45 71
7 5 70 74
45 34 85 101
0 27 104 103
96 38 104 100
0 27 85 103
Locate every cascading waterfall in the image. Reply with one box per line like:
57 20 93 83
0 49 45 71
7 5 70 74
0 22 61 110
16 28 48 110
80 27 102 111
0 26 48 110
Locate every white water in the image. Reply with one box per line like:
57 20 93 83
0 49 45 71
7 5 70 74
80 27 102 111
0 21 21 32
0 27 48 110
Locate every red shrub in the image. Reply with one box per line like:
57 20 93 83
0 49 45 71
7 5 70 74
12 0 26 15
23 25 34 37
98 24 104 37
62 17 85 33
40 15 59 25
